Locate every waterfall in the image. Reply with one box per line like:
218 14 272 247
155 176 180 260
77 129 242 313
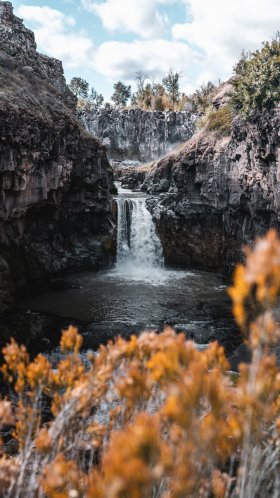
116 196 164 274
117 198 131 263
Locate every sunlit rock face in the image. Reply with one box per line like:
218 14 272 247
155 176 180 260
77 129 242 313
80 108 197 164
144 106 280 272
0 1 116 310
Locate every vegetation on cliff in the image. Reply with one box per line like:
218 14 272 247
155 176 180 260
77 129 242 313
111 81 132 108
196 103 233 136
69 77 105 111
206 106 233 136
0 231 279 497
195 34 280 136
232 33 280 116
70 69 201 113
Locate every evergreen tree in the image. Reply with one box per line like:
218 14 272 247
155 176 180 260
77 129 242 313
89 87 104 109
152 83 166 97
232 33 280 116
69 77 89 98
162 70 181 109
191 81 215 113
143 83 153 108
135 71 148 105
111 81 131 107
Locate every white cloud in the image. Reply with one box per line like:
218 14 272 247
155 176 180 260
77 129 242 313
82 0 173 39
15 0 280 96
172 0 280 80
93 39 199 81
16 5 94 68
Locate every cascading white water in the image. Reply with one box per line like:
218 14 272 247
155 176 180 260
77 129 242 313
129 198 164 268
117 198 131 263
116 195 164 276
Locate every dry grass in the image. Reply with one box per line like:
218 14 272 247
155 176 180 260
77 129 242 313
0 50 74 124
135 161 156 173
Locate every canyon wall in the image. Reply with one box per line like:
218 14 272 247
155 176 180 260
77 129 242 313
144 106 280 272
81 108 196 164
0 2 115 312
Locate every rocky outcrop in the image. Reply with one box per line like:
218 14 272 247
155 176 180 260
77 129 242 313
81 108 196 164
0 2 116 311
121 170 147 190
144 106 280 272
0 1 75 108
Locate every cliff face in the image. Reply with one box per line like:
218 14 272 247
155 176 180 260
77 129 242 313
0 2 115 312
144 106 280 272
81 108 196 164
0 1 75 108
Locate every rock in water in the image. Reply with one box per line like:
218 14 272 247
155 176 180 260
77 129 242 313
0 1 116 311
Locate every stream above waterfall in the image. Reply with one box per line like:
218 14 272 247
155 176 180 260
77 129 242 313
20 185 240 357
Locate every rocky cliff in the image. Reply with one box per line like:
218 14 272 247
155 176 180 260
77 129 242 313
144 106 280 272
81 108 196 164
0 1 115 312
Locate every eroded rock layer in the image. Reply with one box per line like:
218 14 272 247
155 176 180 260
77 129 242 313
0 2 115 312
144 107 280 272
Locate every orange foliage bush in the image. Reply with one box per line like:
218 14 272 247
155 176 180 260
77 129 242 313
0 231 279 497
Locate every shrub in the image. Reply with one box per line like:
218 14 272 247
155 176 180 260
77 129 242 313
154 96 165 112
196 104 215 131
196 105 233 136
231 33 280 116
0 231 280 497
207 105 233 136
190 81 216 115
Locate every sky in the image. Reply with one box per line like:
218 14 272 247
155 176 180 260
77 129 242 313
11 0 280 101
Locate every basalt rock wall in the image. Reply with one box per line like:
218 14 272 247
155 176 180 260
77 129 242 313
81 108 196 164
0 2 115 312
144 107 280 272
